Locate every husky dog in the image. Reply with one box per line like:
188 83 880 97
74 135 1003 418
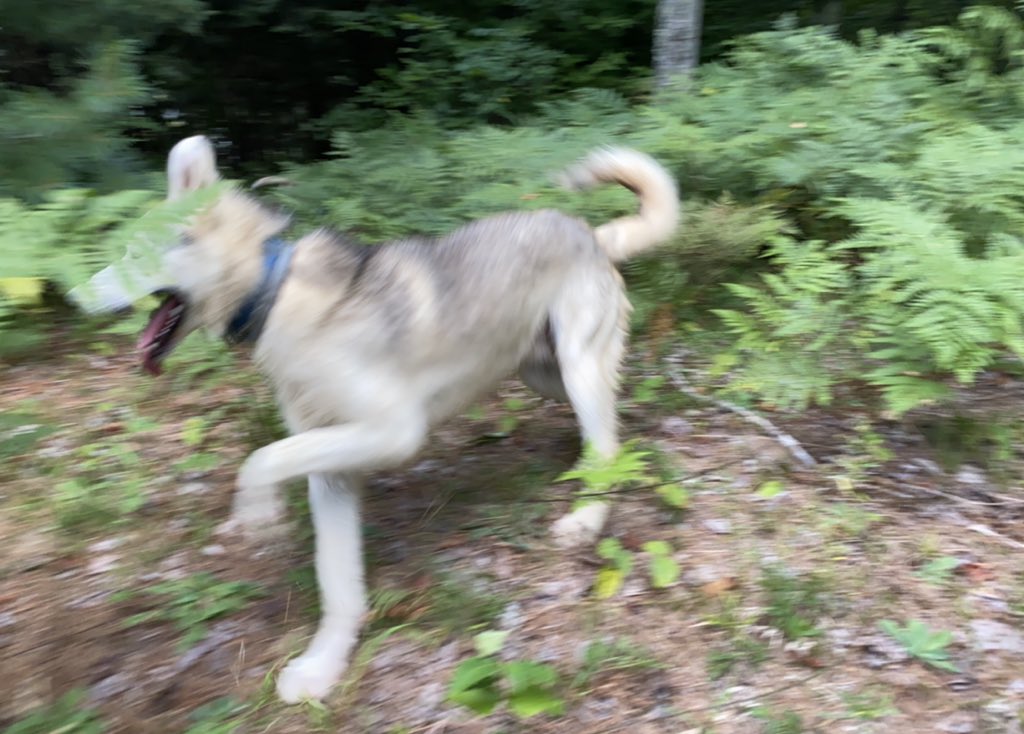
78 135 679 703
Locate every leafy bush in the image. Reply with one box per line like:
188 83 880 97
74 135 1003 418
681 7 1024 415
11 6 1022 421
275 6 1024 417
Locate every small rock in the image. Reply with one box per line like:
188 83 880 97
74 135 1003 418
703 518 732 535
415 681 444 713
86 554 119 575
1006 679 1024 696
983 699 1018 719
683 565 726 587
411 459 441 474
578 697 617 722
826 627 854 649
89 673 130 703
622 579 647 597
177 482 211 496
0 612 16 630
201 544 226 556
537 577 587 601
181 470 213 481
912 458 944 476
67 591 110 609
877 669 922 688
88 538 123 553
725 684 760 710
936 712 976 734
659 416 694 438
862 634 910 668
498 602 523 631
643 704 673 721
968 590 1010 615
970 620 1024 655
956 465 987 486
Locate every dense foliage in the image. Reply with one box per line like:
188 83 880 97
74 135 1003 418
4 4 1024 418
2 0 1015 187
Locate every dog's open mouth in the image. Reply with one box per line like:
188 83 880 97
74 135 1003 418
137 290 188 376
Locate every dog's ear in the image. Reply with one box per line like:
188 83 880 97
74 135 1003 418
166 135 219 201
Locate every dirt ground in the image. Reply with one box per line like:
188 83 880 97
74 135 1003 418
2 331 1023 734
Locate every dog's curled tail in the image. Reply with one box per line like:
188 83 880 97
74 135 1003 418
560 147 679 262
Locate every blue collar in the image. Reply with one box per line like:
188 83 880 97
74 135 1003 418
224 237 295 345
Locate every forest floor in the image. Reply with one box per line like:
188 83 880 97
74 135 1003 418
2 326 1023 734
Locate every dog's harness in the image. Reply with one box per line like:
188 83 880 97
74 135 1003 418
224 237 295 345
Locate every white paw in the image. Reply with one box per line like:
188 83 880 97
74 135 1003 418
215 492 286 541
276 654 345 703
550 502 610 548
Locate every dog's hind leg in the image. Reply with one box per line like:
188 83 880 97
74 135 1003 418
548 274 628 548
277 472 365 703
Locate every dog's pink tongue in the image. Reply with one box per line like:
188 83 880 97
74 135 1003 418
137 299 176 376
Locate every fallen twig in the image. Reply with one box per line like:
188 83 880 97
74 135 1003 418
664 362 817 468
966 522 1024 551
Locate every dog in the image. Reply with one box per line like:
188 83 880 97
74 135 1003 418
77 134 679 703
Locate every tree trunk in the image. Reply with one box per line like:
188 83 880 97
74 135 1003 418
653 0 704 90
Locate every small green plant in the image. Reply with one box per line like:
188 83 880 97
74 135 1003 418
448 630 564 719
655 481 690 511
123 573 264 651
559 442 652 498
496 396 528 434
559 441 688 514
183 697 249 734
173 451 221 474
4 690 105 734
834 422 894 484
752 707 804 734
819 502 882 540
915 556 961 585
706 636 770 680
840 688 898 721
0 411 55 465
52 441 149 531
593 537 634 599
631 375 666 404
879 619 959 672
643 540 681 589
572 637 664 689
704 593 769 679
181 416 209 448
761 566 827 641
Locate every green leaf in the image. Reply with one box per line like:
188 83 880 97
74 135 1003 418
448 656 502 696
756 480 785 498
473 630 510 657
502 660 558 694
915 556 960 584
642 540 672 557
648 554 680 589
655 483 689 509
507 687 565 718
449 684 502 715
594 567 625 599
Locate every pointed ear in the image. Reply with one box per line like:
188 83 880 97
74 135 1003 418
166 135 219 201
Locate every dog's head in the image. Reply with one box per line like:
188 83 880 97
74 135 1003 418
76 135 289 375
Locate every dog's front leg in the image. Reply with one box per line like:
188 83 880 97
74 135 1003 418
225 418 425 537
277 472 365 703
237 419 426 487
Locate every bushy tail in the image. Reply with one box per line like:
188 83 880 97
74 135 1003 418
560 147 680 262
